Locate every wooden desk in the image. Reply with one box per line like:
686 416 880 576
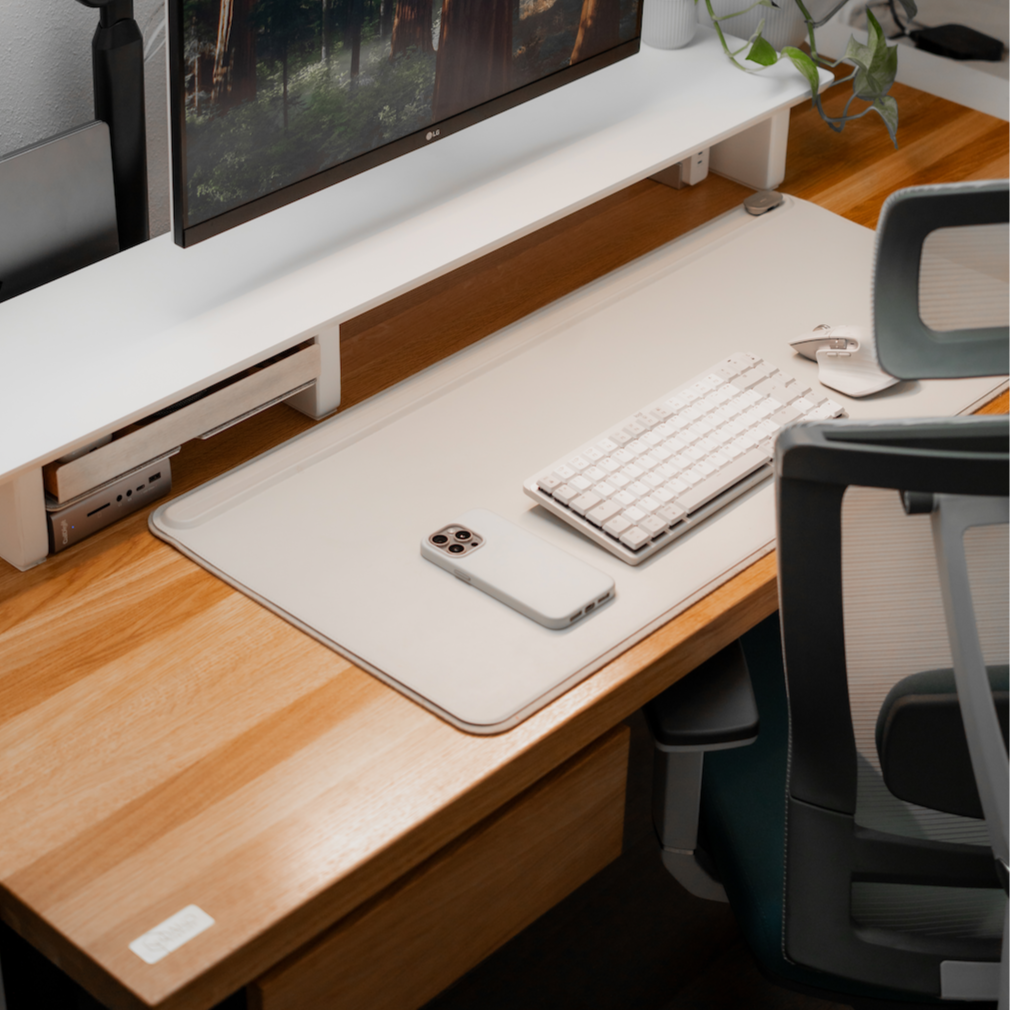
1 83 1006 1010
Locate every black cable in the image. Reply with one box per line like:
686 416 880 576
887 0 909 39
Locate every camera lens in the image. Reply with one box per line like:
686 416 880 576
448 543 465 553
455 530 471 541
432 534 449 545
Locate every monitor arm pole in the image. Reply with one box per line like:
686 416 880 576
76 0 150 249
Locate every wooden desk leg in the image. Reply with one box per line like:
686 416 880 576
250 725 630 1010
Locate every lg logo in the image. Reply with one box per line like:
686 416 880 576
425 129 441 141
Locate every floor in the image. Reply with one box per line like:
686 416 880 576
420 711 851 1010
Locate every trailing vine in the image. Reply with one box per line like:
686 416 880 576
701 0 918 145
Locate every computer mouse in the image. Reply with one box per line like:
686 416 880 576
789 324 900 398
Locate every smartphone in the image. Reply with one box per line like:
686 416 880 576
421 508 615 629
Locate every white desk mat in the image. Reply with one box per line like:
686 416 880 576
150 197 1006 733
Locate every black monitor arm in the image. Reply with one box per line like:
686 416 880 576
76 0 150 249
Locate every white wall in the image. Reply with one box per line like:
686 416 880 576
0 0 172 236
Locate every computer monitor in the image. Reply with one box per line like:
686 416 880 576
169 0 643 247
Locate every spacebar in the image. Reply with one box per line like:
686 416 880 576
676 450 771 514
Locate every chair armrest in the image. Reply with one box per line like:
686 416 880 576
644 640 759 752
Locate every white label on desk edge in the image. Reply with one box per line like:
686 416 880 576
129 905 215 965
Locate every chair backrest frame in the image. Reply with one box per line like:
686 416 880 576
775 416 1008 995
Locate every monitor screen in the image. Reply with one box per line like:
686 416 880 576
169 0 642 247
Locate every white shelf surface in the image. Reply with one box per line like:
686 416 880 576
0 28 822 487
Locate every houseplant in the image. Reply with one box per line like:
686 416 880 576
699 0 919 145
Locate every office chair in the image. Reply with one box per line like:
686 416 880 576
645 180 1009 1009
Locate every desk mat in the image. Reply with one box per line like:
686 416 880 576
151 197 1005 733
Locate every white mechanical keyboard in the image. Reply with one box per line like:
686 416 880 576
523 352 845 565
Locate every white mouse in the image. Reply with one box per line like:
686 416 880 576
789 324 900 398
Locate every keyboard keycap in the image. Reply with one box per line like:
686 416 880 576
640 515 667 536
767 406 799 426
658 503 686 526
571 492 602 516
587 500 622 526
604 515 632 538
675 449 770 513
620 526 650 550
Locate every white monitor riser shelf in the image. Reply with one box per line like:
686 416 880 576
0 29 829 572
149 197 1008 734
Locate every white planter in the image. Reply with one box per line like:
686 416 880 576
697 0 808 51
642 0 699 49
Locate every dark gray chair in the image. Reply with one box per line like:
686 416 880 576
645 180 1009 1009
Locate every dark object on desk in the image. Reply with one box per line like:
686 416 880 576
743 190 784 216
910 24 1005 62
78 0 150 250
0 122 119 303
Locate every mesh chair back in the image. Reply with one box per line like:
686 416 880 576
776 417 1008 997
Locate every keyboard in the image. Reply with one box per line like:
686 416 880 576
523 353 845 565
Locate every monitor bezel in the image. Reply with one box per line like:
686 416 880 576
168 5 643 248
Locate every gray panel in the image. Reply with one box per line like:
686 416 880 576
873 180 1009 380
0 121 119 302
940 958 1002 1000
919 224 1009 333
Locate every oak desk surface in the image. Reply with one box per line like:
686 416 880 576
1 82 1007 1010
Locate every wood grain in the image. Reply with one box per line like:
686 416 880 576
250 725 629 1010
337 174 752 412
0 85 1006 1010
782 81 1010 230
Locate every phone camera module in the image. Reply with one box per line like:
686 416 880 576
455 530 472 541
448 543 465 553
432 534 449 545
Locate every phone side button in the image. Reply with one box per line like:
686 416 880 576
453 569 471 583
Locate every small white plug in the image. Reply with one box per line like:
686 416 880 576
679 148 710 186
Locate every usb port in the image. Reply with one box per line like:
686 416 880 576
148 472 161 482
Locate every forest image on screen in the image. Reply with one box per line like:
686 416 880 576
181 0 640 228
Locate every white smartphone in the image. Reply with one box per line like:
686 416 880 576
421 508 615 629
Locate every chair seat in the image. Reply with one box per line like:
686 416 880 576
700 615 1002 1006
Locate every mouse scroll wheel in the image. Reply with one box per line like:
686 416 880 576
828 337 848 350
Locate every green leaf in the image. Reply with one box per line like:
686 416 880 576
843 32 873 74
873 94 899 146
864 3 885 51
842 9 898 100
747 34 779 65
866 9 896 80
781 46 821 97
